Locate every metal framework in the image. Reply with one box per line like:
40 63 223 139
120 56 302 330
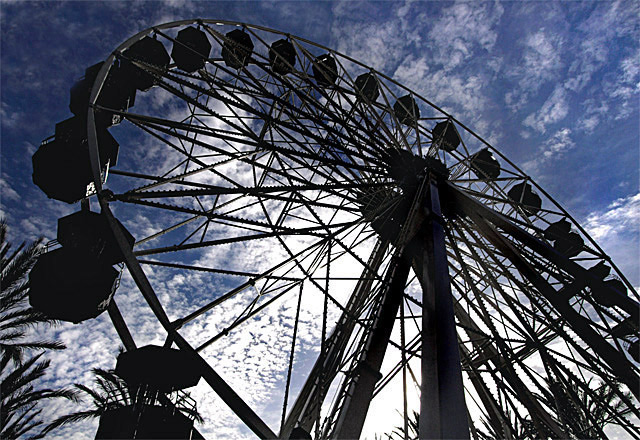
68 19 640 439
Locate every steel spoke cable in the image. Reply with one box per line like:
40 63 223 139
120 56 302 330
457 218 640 414
281 281 304 431
447 224 566 436
195 279 302 352
155 64 387 172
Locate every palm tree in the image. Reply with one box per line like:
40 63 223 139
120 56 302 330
0 219 75 438
0 352 77 439
545 376 631 439
476 376 631 440
387 410 419 440
43 368 203 436
41 368 133 434
0 219 64 363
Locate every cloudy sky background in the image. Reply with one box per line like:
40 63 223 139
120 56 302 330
1 1 638 439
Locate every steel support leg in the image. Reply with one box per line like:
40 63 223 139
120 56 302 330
409 176 469 440
332 255 411 439
281 240 389 438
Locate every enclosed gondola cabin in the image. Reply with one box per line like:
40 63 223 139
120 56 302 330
354 72 379 102
269 39 296 75
312 53 338 87
32 116 119 204
29 248 118 323
121 36 170 91
171 26 212 73
70 61 136 127
32 139 93 204
552 231 584 258
95 402 201 439
57 210 135 265
592 278 628 308
610 317 638 340
507 182 542 217
393 95 419 125
432 120 461 152
469 148 500 179
221 29 254 69
544 219 572 241
289 427 312 440
115 345 202 392
96 346 203 439
588 261 612 280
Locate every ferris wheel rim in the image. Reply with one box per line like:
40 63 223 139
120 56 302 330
77 18 640 439
85 18 637 295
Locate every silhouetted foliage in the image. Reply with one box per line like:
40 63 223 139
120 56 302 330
476 377 631 439
0 219 75 438
1 352 77 439
0 219 65 363
43 368 203 435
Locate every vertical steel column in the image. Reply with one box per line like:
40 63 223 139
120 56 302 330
411 175 470 440
332 255 411 439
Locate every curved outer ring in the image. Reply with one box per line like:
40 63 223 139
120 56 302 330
89 18 635 292
84 18 637 437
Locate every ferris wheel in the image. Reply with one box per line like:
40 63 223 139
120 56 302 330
31 19 639 439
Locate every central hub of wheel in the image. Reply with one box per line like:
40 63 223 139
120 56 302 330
380 148 449 188
357 149 449 242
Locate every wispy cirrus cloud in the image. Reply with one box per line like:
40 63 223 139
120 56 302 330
523 85 569 133
426 1 504 71
504 29 564 112
584 192 640 284
521 127 575 175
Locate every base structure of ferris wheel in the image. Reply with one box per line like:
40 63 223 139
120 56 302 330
30 19 639 439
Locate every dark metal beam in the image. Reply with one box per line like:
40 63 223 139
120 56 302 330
447 183 639 322
332 254 411 439
107 301 136 351
462 206 640 400
408 176 469 440
280 240 389 438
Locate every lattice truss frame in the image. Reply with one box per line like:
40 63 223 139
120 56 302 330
69 19 640 439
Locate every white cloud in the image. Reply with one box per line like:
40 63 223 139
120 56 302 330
505 29 564 111
393 59 491 129
586 192 640 240
0 175 20 203
601 54 640 121
584 192 640 284
427 1 504 70
541 127 575 159
329 0 424 74
521 127 574 177
577 114 599 133
523 85 569 133
0 101 23 128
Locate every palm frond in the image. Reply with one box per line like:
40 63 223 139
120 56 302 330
40 409 102 436
1 403 42 440
74 383 108 408
0 220 69 439
1 353 44 395
0 308 63 331
1 238 43 295
44 367 205 436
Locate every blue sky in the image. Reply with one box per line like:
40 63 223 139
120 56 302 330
1 1 638 439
